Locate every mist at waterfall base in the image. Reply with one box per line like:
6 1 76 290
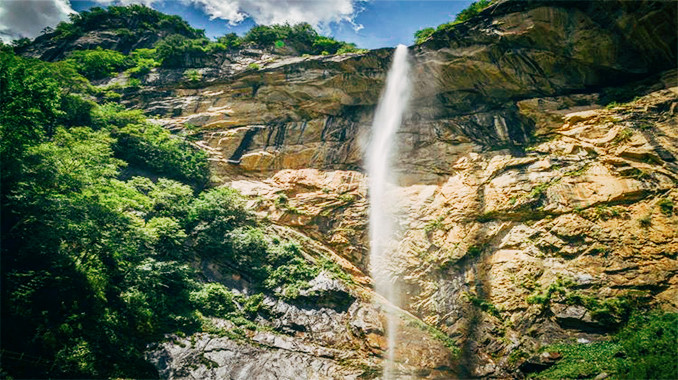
366 44 411 378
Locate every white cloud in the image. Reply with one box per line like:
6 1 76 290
0 0 76 42
96 0 363 31
193 0 359 30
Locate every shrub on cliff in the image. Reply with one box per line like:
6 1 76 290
155 34 210 68
53 4 204 42
532 311 678 379
190 283 236 318
615 312 678 379
243 22 363 55
216 33 243 49
112 120 210 186
66 47 134 80
414 27 435 44
127 48 160 78
414 0 493 44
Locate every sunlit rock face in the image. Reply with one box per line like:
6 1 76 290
131 0 675 181
119 0 678 377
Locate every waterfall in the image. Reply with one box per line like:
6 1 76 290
366 44 411 378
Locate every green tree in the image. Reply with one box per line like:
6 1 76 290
11 37 31 50
155 34 209 68
190 283 236 318
216 32 243 49
67 47 133 80
0 51 62 186
188 187 254 252
456 0 491 23
112 121 210 186
312 36 343 54
414 27 435 44
244 25 281 47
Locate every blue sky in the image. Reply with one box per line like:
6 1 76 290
67 1 475 49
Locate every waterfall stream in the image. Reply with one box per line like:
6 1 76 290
366 44 411 378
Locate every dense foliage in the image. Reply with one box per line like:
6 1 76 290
50 5 204 42
66 47 134 80
17 5 365 73
154 34 211 68
531 312 678 379
414 0 492 44
150 22 365 68
242 23 366 55
0 48 332 379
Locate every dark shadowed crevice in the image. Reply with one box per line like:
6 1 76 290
228 127 261 164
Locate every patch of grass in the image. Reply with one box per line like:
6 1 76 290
566 292 640 326
200 317 248 341
615 312 678 378
588 204 624 221
183 68 201 82
424 216 445 233
529 182 552 199
337 193 356 204
248 62 261 70
465 292 501 319
191 284 274 332
103 90 122 101
275 193 288 207
564 164 589 177
529 341 624 379
530 312 678 380
658 198 674 216
508 349 529 367
612 128 633 145
638 213 652 227
264 242 319 300
404 315 458 355
318 257 356 286
229 316 258 330
413 27 435 44
526 277 573 307
466 245 483 258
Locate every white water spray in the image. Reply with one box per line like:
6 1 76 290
367 44 411 378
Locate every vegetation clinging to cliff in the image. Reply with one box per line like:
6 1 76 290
531 312 678 379
151 22 366 68
49 4 205 42
0 48 346 379
414 0 493 44
242 23 366 55
17 5 365 72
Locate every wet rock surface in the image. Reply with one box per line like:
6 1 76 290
147 332 363 380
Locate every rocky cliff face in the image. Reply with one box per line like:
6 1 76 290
110 0 677 377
